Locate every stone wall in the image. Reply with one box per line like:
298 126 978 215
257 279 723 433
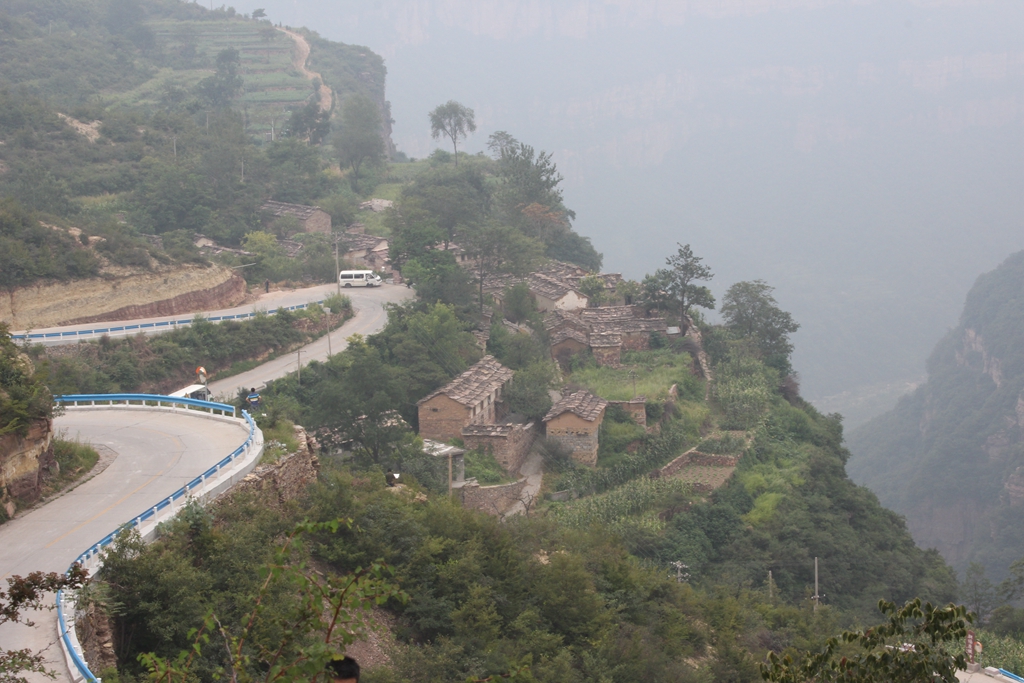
592 344 621 367
418 395 471 443
608 399 646 428
0 418 54 514
462 422 536 475
226 426 319 506
1 264 246 330
545 413 601 466
658 450 739 478
620 332 651 351
457 477 528 516
303 209 332 234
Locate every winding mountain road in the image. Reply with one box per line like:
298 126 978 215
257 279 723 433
0 283 411 682
0 411 254 683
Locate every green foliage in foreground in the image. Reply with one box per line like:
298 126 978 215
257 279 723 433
761 599 971 683
102 470 712 683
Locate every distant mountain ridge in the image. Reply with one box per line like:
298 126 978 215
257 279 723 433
848 250 1024 578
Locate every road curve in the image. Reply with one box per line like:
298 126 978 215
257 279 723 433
208 283 413 400
0 410 253 683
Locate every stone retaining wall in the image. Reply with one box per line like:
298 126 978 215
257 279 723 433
658 450 739 478
226 426 319 505
458 477 527 516
462 422 536 475
2 264 245 330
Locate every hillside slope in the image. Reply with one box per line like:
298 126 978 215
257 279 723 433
848 250 1024 578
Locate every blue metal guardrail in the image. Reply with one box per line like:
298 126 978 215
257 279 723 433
54 395 257 683
1001 670 1024 683
55 393 237 417
11 299 327 342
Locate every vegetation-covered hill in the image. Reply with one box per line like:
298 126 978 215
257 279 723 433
0 0 389 292
849 250 1024 580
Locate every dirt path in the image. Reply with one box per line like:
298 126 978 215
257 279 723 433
277 27 333 113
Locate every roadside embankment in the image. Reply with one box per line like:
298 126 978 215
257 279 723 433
1 264 246 330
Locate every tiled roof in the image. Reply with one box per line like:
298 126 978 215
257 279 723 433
544 389 608 423
589 331 622 347
582 307 667 335
543 310 584 331
528 272 585 302
417 355 514 407
422 439 466 457
482 274 524 294
261 200 323 221
550 327 588 346
343 232 388 252
536 260 589 282
461 423 518 437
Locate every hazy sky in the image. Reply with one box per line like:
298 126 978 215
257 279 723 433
235 0 1024 423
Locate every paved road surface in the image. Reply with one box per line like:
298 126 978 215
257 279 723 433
208 283 412 400
0 411 252 683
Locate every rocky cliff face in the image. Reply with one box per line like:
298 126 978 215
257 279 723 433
848 250 1024 578
1 264 246 330
0 417 54 518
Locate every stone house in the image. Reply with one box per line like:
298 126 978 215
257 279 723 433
417 356 514 442
528 272 588 312
581 307 667 351
543 390 608 466
589 331 622 367
342 232 390 270
550 327 589 368
261 200 332 234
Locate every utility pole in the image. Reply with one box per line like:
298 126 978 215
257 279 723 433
324 307 332 357
333 233 341 297
768 570 774 600
813 557 820 612
297 349 301 385
172 136 177 158
240 159 244 183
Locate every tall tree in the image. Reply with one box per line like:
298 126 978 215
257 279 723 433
721 279 800 373
334 94 385 183
195 48 243 108
461 222 544 311
429 100 476 166
400 165 488 249
663 243 714 328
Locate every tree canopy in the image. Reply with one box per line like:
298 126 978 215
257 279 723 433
721 279 800 374
429 100 476 166
334 94 385 183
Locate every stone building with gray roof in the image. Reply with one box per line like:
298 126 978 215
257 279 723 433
417 356 515 442
543 389 608 465
261 200 332 234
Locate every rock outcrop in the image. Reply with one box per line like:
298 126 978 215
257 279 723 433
0 417 55 516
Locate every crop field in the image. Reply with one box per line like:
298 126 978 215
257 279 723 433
570 348 702 401
669 464 736 490
113 19 316 138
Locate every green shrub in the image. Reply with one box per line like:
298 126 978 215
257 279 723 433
464 449 513 485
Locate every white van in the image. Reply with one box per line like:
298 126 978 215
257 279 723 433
339 270 383 287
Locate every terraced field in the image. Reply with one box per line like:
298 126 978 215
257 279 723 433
110 19 318 138
670 464 736 491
